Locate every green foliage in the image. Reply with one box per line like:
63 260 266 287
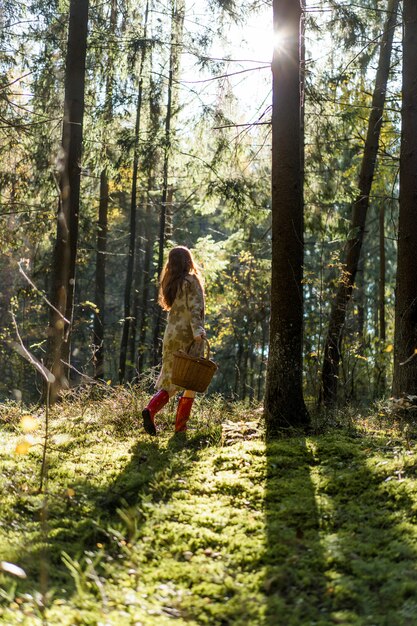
1 391 417 624
0 0 405 407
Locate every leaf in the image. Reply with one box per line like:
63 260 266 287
66 488 76 498
384 344 394 353
15 439 32 455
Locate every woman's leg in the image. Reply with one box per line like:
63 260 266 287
175 390 196 433
142 389 172 435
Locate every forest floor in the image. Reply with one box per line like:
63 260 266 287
1 388 417 626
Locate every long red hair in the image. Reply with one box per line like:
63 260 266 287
158 246 203 311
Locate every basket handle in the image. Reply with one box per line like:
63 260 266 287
187 337 210 359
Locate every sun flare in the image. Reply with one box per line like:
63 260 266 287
272 30 288 53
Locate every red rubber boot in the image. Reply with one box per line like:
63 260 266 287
175 396 194 433
142 389 169 436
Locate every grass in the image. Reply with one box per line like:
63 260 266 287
1 388 417 625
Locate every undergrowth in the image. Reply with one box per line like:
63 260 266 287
1 388 417 625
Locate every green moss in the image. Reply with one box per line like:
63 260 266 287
1 395 417 624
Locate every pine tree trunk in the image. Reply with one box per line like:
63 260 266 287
257 318 267 402
127 208 145 381
379 203 386 343
47 0 89 400
392 0 417 396
320 0 398 406
375 202 387 397
119 0 150 383
93 169 108 379
138 78 161 375
152 0 185 366
92 0 116 380
264 0 309 434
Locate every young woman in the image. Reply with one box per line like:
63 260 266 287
142 246 206 435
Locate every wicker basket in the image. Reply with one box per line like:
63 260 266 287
172 339 218 393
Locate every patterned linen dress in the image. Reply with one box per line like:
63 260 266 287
156 274 205 394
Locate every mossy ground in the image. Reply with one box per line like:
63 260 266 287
1 389 417 625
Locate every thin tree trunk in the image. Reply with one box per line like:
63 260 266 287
47 0 89 400
374 201 387 398
92 0 116 380
392 0 417 395
234 339 243 399
379 203 386 343
152 0 185 366
320 0 399 405
257 317 267 402
137 193 153 375
93 170 109 379
127 206 145 381
264 0 309 434
119 0 150 383
138 76 161 375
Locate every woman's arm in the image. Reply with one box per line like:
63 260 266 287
186 276 205 339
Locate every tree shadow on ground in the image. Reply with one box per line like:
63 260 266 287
264 436 329 625
1 427 217 605
265 429 417 625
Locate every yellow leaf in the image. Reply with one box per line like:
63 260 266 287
106 380 112 386
15 439 31 455
385 344 394 353
20 415 38 433
66 488 76 498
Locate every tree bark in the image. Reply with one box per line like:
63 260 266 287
93 169 108 379
119 0 150 383
379 203 386 343
127 205 145 381
320 0 399 405
47 0 89 400
152 0 185 366
264 0 309 434
92 0 116 380
392 0 417 396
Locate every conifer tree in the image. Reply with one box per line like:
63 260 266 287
392 0 417 396
320 0 399 405
47 0 89 399
264 0 309 433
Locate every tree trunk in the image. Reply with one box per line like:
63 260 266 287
137 193 154 375
320 0 399 406
93 169 108 379
257 317 267 402
152 0 185 366
127 206 145 381
392 0 417 396
379 203 386 343
374 201 387 398
119 0 150 383
264 0 309 434
47 0 89 400
92 0 116 380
